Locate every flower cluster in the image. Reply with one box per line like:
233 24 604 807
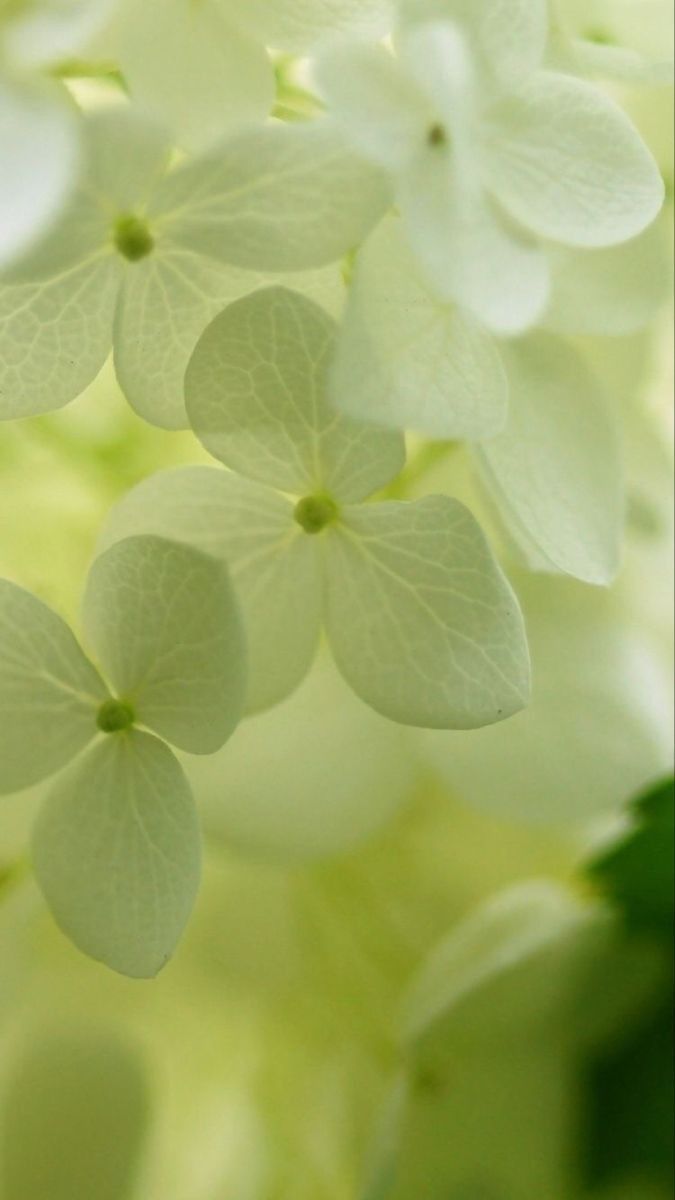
0 0 671 1036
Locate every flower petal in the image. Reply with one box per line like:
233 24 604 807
82 535 246 754
32 731 201 977
0 580 107 795
330 217 508 438
484 70 664 248
475 334 624 585
185 286 405 499
323 496 530 728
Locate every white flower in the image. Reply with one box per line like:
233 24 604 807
0 535 246 976
0 106 386 428
314 15 664 334
98 285 531 730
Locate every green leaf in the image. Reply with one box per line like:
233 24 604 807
330 217 508 439
476 334 623 585
150 119 390 271
583 996 674 1192
588 777 674 936
1 1029 149 1200
32 731 201 977
485 70 664 248
323 495 530 729
82 535 246 754
185 286 405 498
0 580 108 795
97 468 322 714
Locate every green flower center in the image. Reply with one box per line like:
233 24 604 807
113 214 154 262
427 122 449 148
293 493 339 534
97 698 136 734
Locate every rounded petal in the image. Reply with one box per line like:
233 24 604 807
475 334 624 585
5 0 114 67
230 0 393 52
187 654 419 863
313 39 430 172
330 217 508 439
107 0 273 152
151 119 390 272
82 535 246 754
0 79 78 271
0 255 119 420
420 585 673 825
185 286 404 499
399 0 548 85
399 149 550 335
484 70 665 248
324 496 531 729
97 468 322 715
543 218 671 337
32 731 201 978
0 580 107 795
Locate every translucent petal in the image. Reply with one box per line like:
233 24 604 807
568 36 674 85
421 580 674 824
484 70 665 248
187 654 419 863
185 286 405 499
107 0 273 152
543 218 671 337
32 731 201 978
0 580 107 795
0 1030 149 1200
151 119 390 271
0 79 78 271
5 0 115 69
399 0 548 84
114 249 345 430
399 148 550 335
402 881 601 1048
313 39 430 172
323 496 531 729
330 218 508 439
230 0 393 52
0 254 120 420
82 535 246 753
475 334 623 585
84 106 174 213
97 467 323 714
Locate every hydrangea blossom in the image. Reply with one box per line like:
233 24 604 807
99 285 530 729
314 10 664 333
0 535 246 976
0 105 386 427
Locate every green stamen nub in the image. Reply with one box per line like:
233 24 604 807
584 27 613 44
113 214 154 262
293 494 339 535
97 698 135 733
427 122 448 148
